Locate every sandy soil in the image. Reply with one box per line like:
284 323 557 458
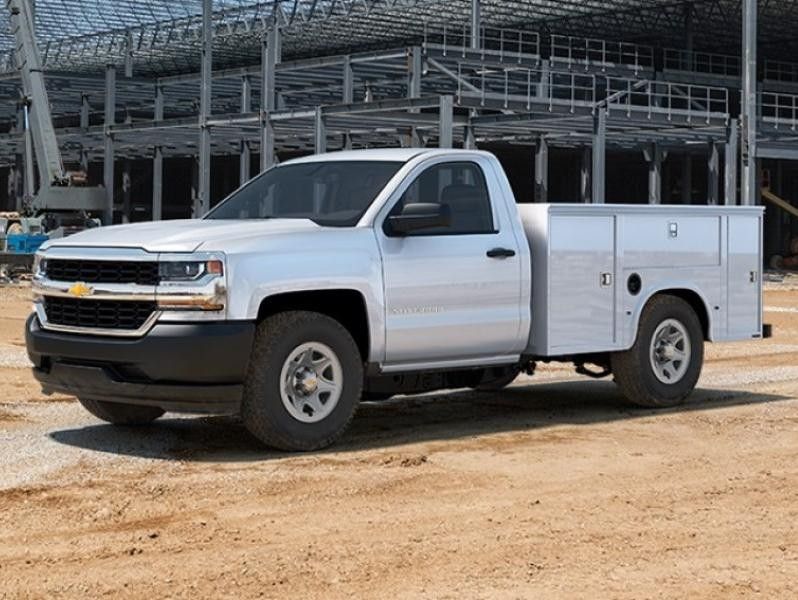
1 283 797 599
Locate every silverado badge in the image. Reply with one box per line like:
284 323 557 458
67 282 94 298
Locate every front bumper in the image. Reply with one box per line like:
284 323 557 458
26 314 254 414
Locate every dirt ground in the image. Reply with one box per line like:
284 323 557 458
1 282 797 599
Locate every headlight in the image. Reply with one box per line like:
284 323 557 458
32 254 45 277
158 259 223 282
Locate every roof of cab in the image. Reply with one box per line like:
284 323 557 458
283 148 489 164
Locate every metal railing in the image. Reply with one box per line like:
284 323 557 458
423 23 540 62
454 62 594 111
549 35 654 75
603 77 729 123
763 60 798 83
663 48 740 77
760 92 798 128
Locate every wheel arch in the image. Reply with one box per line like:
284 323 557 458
256 289 371 361
632 286 713 344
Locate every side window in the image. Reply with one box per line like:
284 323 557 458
386 162 495 235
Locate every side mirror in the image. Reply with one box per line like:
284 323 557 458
387 203 451 235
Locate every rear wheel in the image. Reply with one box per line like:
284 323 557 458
611 295 704 408
242 311 363 451
78 397 164 425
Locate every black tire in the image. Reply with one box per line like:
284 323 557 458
362 392 394 401
78 397 164 425
242 311 363 451
472 365 520 391
611 295 704 408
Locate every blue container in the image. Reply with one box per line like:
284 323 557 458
5 234 49 254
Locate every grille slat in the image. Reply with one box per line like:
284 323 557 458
45 259 159 286
44 297 156 331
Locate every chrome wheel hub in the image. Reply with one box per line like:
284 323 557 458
649 318 691 384
279 342 343 423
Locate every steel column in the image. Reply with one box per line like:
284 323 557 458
741 0 758 206
240 75 251 186
644 143 662 204
725 118 739 205
103 64 115 225
314 107 326 154
592 109 606 204
260 27 279 171
152 83 164 221
439 95 454 148
534 136 548 203
580 146 591 203
470 0 481 49
342 55 354 104
708 141 720 205
196 0 213 217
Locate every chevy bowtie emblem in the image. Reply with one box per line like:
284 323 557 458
67 282 94 298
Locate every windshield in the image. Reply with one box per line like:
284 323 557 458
205 160 403 226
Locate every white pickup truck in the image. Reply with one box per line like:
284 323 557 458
26 149 767 450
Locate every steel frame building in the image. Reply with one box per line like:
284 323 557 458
0 0 796 253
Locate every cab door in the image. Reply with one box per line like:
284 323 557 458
377 159 524 366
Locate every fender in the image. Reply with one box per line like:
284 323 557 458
626 283 714 349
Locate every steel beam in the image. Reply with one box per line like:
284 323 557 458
724 118 738 205
644 143 662 204
534 136 548 203
707 140 720 205
342 55 354 104
260 27 279 171
197 0 213 217
580 146 591 203
153 83 164 221
240 75 252 185
314 106 326 154
439 95 454 148
592 109 606 204
741 0 757 206
470 0 481 50
103 64 115 224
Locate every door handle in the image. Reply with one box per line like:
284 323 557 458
486 247 516 258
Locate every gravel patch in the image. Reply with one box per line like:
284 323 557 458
0 343 31 368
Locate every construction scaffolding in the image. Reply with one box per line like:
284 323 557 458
0 0 796 248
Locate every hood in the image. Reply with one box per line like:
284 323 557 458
42 219 322 253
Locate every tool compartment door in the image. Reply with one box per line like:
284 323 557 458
726 214 762 339
547 214 616 352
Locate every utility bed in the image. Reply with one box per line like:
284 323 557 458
519 204 764 356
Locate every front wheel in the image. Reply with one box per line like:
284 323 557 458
242 311 363 451
611 295 704 408
78 397 164 425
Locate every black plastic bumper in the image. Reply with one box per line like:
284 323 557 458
26 314 255 414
